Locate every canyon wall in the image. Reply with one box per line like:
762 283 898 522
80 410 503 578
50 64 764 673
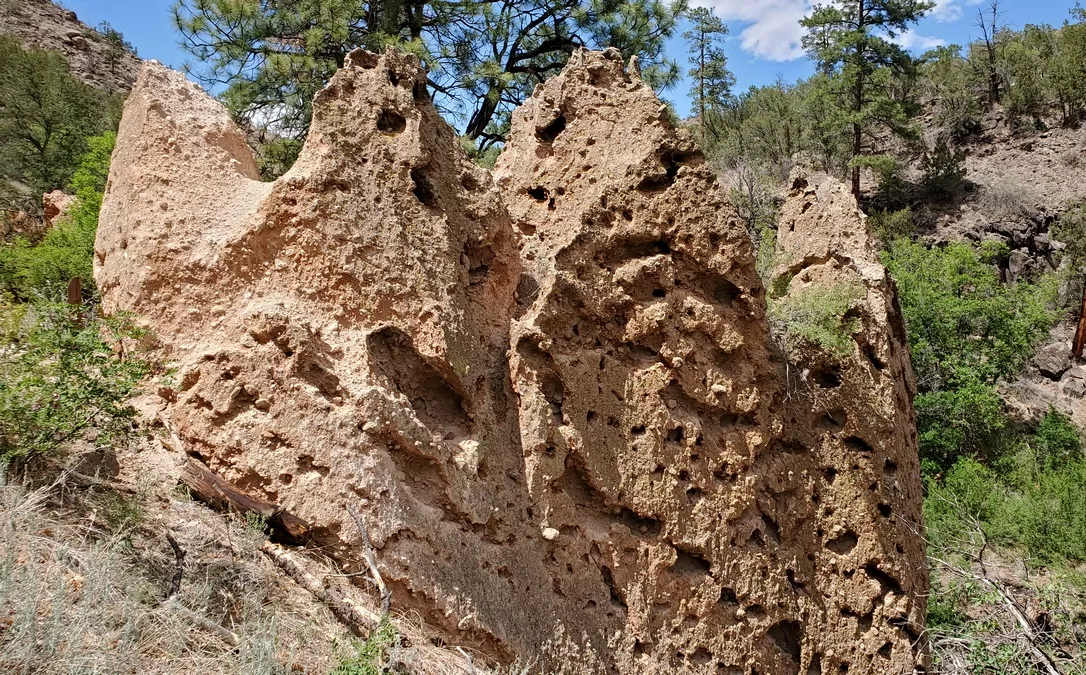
96 48 929 673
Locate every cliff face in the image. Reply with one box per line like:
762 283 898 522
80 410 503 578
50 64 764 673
96 48 929 673
0 0 140 92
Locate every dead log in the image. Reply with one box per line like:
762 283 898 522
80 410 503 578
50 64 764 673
261 541 383 636
1074 282 1086 362
179 456 311 544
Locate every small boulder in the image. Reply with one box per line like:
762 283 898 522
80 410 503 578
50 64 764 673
1035 342 1071 380
42 191 76 228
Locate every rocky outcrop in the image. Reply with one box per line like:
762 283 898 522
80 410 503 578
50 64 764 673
0 0 140 92
96 49 929 673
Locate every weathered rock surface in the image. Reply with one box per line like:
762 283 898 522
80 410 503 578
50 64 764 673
0 0 140 92
97 49 929 673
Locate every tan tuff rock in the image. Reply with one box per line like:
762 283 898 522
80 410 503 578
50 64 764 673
96 48 929 673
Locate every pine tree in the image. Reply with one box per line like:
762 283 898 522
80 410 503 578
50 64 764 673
800 0 933 197
684 8 734 130
173 0 685 173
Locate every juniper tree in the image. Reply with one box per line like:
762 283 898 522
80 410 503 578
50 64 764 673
800 0 933 197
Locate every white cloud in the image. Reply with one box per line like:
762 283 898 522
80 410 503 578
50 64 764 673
930 0 984 23
691 0 955 62
691 0 811 62
892 29 947 51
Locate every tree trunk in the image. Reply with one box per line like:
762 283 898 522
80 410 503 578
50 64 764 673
1074 282 1086 361
465 90 500 141
851 0 865 199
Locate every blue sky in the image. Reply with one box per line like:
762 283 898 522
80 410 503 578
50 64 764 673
62 0 1082 119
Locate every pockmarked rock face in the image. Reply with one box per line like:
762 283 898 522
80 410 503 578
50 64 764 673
97 48 929 673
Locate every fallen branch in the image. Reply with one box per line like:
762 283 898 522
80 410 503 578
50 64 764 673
179 455 311 544
160 597 240 647
164 532 186 601
261 541 382 636
347 504 391 618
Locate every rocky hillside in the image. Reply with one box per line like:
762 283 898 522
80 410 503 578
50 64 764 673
93 49 928 673
0 0 140 91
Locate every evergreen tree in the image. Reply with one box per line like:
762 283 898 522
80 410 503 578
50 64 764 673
173 0 684 171
800 0 933 197
0 38 113 214
683 7 734 131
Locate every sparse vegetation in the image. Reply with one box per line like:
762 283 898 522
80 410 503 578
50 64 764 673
768 282 863 358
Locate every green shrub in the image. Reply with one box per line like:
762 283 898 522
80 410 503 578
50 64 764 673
868 207 914 246
331 620 399 675
1032 408 1082 467
884 240 1060 467
853 154 907 204
0 302 152 464
916 380 1008 469
920 136 967 199
884 240 1058 390
768 282 863 357
0 132 114 301
926 413 1086 564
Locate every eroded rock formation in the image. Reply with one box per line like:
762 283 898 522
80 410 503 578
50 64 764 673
96 48 929 673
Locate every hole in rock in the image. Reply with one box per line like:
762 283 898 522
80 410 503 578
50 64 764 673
844 436 874 453
367 326 470 433
527 186 549 202
536 114 567 143
698 276 741 306
541 374 565 422
718 587 738 606
376 110 406 134
767 620 802 664
671 547 712 579
600 566 627 608
411 167 437 208
877 503 892 518
412 80 428 102
826 531 858 555
863 563 903 596
819 409 847 431
811 366 841 388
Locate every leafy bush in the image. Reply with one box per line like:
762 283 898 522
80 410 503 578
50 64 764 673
768 282 863 357
0 302 151 464
884 240 1060 467
885 240 1057 391
0 132 114 301
853 154 907 204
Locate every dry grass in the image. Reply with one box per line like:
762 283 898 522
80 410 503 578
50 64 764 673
977 179 1036 222
0 469 348 674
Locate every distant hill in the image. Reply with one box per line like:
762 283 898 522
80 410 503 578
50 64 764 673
0 0 140 92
